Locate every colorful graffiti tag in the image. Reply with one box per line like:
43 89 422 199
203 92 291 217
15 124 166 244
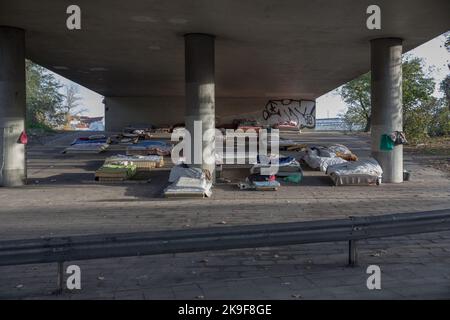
262 99 316 129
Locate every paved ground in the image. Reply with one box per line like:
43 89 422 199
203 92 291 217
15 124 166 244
1 233 450 300
0 131 449 299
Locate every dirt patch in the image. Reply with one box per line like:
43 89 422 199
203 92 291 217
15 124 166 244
405 137 450 175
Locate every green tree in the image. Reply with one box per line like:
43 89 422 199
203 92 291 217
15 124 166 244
431 33 450 137
402 57 436 141
26 60 64 129
428 97 450 137
339 57 437 141
440 32 450 110
339 72 371 132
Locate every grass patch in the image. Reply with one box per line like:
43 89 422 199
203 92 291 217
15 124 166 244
405 136 450 156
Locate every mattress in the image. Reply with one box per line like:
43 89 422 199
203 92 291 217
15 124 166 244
329 173 380 186
164 176 212 198
95 164 137 180
327 158 383 186
63 143 109 154
105 155 164 170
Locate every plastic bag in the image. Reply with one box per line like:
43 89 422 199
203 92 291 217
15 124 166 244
380 134 394 151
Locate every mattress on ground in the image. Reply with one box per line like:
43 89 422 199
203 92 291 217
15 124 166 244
164 176 212 198
326 158 383 186
63 143 109 154
70 137 110 145
126 146 171 156
329 173 379 186
319 157 348 172
252 180 280 191
104 155 164 169
304 154 347 172
95 164 137 180
238 180 280 191
168 165 205 183
126 141 172 156
251 156 303 176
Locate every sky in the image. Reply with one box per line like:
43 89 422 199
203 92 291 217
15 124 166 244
53 73 104 118
53 32 449 120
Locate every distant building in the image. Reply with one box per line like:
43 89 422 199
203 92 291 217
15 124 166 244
315 118 362 131
68 115 104 131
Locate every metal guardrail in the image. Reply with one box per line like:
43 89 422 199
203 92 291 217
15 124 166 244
1 209 449 293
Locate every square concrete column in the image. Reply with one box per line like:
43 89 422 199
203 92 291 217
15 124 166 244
184 33 215 179
370 38 403 183
0 27 26 187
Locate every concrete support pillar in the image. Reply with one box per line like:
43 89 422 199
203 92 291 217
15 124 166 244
0 27 26 187
370 38 403 183
184 33 215 179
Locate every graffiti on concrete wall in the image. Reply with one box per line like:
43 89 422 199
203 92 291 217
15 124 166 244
262 99 316 128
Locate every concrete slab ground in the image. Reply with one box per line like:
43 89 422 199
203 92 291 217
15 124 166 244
1 233 450 300
0 131 449 299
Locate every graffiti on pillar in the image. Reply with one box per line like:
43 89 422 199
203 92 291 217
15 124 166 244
262 99 316 129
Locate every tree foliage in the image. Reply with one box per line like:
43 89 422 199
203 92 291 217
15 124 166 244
26 61 86 130
339 72 371 132
339 56 448 142
441 32 450 110
402 57 436 141
26 60 64 129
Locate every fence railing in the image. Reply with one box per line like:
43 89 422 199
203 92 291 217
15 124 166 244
1 208 449 293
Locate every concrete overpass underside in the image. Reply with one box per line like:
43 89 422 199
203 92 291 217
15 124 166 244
0 0 449 186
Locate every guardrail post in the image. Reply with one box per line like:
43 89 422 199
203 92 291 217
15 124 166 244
348 240 358 267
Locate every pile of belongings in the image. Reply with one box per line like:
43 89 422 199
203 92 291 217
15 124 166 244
170 123 185 133
327 144 359 161
109 125 155 144
164 164 212 198
127 140 172 156
124 125 154 134
63 134 110 154
273 120 299 131
251 155 303 178
277 138 307 151
301 144 358 172
326 158 383 186
104 154 164 171
111 134 139 145
380 131 408 151
285 143 308 152
95 162 137 182
238 173 280 191
150 126 172 134
236 119 263 133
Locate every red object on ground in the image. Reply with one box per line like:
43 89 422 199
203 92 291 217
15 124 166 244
19 131 28 144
